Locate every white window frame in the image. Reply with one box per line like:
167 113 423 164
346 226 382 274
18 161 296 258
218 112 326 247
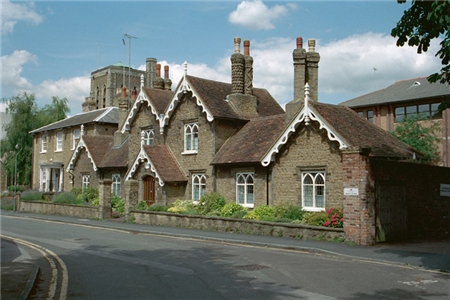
192 174 206 201
184 123 199 154
72 129 80 149
142 129 154 146
55 132 63 152
41 134 48 153
236 172 254 208
111 174 121 196
301 171 326 212
82 174 90 191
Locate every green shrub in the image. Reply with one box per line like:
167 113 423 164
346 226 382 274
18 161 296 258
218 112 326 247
273 217 294 223
230 210 248 219
181 207 200 215
221 203 247 217
91 198 99 207
20 190 43 201
244 205 276 221
135 200 148 211
81 187 98 203
111 194 125 214
54 192 84 205
197 193 226 215
8 185 25 193
302 212 329 226
168 199 197 214
147 204 169 212
70 187 82 196
274 204 304 221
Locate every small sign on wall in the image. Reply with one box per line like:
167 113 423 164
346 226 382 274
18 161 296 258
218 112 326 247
440 184 450 197
344 188 359 196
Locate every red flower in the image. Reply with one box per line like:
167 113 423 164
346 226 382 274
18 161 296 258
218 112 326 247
323 221 331 227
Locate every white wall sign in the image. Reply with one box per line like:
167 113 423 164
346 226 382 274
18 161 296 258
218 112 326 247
344 188 359 196
440 184 450 197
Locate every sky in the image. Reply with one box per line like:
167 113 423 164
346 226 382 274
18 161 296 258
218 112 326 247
1 0 443 115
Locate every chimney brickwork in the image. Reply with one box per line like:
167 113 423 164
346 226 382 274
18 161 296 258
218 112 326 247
154 64 165 90
164 65 172 90
146 58 157 88
114 87 130 146
229 37 257 115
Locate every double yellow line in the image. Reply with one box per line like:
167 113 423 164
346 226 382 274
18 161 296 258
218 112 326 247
1 235 69 300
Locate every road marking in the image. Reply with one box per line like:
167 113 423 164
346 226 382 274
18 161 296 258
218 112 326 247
1 235 69 300
398 279 439 289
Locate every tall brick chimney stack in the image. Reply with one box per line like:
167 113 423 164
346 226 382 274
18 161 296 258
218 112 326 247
164 65 172 90
228 37 257 115
146 58 157 88
306 39 320 103
286 36 320 122
154 63 165 90
114 87 130 146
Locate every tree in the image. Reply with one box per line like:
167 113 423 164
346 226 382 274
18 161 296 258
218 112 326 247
391 0 450 86
0 93 69 187
391 115 441 164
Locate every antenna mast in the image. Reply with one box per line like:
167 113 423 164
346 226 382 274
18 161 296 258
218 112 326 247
124 33 137 98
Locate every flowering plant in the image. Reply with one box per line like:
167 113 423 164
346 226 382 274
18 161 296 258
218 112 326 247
322 207 344 228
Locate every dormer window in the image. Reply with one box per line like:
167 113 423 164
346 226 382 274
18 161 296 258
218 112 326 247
184 123 199 153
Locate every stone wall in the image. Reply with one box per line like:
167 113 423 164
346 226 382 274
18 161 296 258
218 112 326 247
131 210 344 241
19 201 98 219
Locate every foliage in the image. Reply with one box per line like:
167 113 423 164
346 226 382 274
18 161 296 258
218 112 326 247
54 192 84 205
274 204 304 221
244 205 276 221
391 115 441 163
91 198 99 207
135 200 148 211
197 192 226 215
230 210 248 219
147 204 169 212
322 208 344 228
392 0 450 85
111 194 125 214
0 93 69 185
70 187 83 196
221 203 247 217
301 211 329 227
80 187 98 203
19 190 43 201
7 185 25 193
167 199 197 214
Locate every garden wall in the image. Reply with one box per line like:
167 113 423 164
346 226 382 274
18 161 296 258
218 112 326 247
130 210 345 241
19 201 99 219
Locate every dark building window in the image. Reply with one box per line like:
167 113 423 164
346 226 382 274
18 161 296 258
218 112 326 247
395 102 442 122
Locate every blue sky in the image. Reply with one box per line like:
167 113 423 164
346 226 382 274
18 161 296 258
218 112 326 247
1 0 442 115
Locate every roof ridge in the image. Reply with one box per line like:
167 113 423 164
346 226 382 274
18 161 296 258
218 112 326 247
94 107 115 122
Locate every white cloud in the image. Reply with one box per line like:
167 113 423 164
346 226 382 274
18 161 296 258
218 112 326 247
1 50 37 90
229 0 295 30
34 76 90 114
1 0 43 35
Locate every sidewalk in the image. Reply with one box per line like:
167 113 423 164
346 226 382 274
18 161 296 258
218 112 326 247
2 210 450 299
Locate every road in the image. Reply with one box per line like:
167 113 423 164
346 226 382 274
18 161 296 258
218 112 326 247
2 214 449 299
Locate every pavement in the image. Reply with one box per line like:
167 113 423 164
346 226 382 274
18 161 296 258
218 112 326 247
2 210 450 299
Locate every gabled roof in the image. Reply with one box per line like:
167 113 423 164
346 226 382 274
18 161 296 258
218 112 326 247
340 77 450 108
162 74 284 127
125 145 186 185
260 85 418 167
121 87 174 133
30 107 118 134
212 114 286 165
67 135 128 172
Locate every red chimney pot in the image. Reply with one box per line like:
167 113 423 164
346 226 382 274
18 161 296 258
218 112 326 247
297 37 303 49
244 40 250 56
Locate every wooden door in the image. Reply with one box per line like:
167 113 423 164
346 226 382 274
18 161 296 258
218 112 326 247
143 176 155 206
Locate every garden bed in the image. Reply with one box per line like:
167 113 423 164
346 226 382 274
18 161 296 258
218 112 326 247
130 210 345 242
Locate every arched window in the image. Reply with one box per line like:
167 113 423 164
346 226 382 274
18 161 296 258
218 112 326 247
142 129 154 145
192 174 206 201
184 123 199 152
302 171 325 210
111 174 121 196
236 173 254 207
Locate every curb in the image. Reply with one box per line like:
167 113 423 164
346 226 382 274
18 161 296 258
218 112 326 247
19 264 39 300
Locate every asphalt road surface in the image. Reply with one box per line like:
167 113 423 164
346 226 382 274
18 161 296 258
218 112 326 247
2 214 449 300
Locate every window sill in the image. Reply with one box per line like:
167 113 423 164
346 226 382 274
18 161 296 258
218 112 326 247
302 207 325 212
182 150 198 155
54 150 62 153
240 203 254 209
40 151 47 154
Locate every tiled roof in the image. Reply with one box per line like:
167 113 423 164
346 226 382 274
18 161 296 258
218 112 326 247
143 145 187 182
99 139 129 168
186 75 284 120
310 102 419 158
30 107 118 134
82 135 114 167
340 77 450 108
212 114 286 165
141 87 174 114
